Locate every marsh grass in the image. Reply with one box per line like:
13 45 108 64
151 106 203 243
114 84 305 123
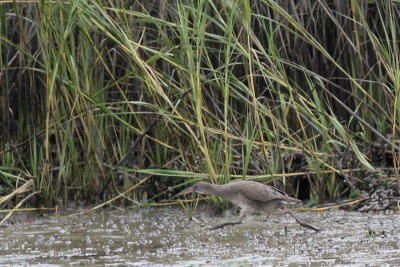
1 0 399 208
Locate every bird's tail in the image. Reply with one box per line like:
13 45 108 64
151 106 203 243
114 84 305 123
283 196 302 204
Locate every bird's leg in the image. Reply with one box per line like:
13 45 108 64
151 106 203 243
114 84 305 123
208 214 246 230
283 209 321 232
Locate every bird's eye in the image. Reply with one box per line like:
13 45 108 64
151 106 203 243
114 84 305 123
193 185 198 190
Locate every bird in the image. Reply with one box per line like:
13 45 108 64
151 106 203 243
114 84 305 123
176 180 321 232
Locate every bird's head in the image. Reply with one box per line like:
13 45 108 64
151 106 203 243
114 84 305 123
176 182 212 197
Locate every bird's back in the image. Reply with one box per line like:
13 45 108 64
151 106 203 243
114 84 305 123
219 180 300 204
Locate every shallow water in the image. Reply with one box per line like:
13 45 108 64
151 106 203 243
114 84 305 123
0 205 399 266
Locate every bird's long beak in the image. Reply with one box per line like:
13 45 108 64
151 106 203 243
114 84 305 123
176 187 194 197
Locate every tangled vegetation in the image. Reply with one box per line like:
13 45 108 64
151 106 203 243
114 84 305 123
1 0 399 210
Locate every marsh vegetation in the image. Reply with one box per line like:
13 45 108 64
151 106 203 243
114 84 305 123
1 0 400 213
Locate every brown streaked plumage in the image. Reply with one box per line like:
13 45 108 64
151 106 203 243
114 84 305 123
177 181 321 232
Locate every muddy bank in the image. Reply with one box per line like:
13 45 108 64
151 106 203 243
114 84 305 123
0 205 399 266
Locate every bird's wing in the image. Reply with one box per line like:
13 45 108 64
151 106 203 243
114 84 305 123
236 181 298 203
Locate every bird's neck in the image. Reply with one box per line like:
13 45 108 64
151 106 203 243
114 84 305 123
206 183 225 198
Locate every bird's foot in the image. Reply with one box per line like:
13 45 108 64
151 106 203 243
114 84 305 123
208 221 242 230
262 215 270 222
299 221 322 232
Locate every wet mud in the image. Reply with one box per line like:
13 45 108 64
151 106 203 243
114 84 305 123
0 205 399 266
